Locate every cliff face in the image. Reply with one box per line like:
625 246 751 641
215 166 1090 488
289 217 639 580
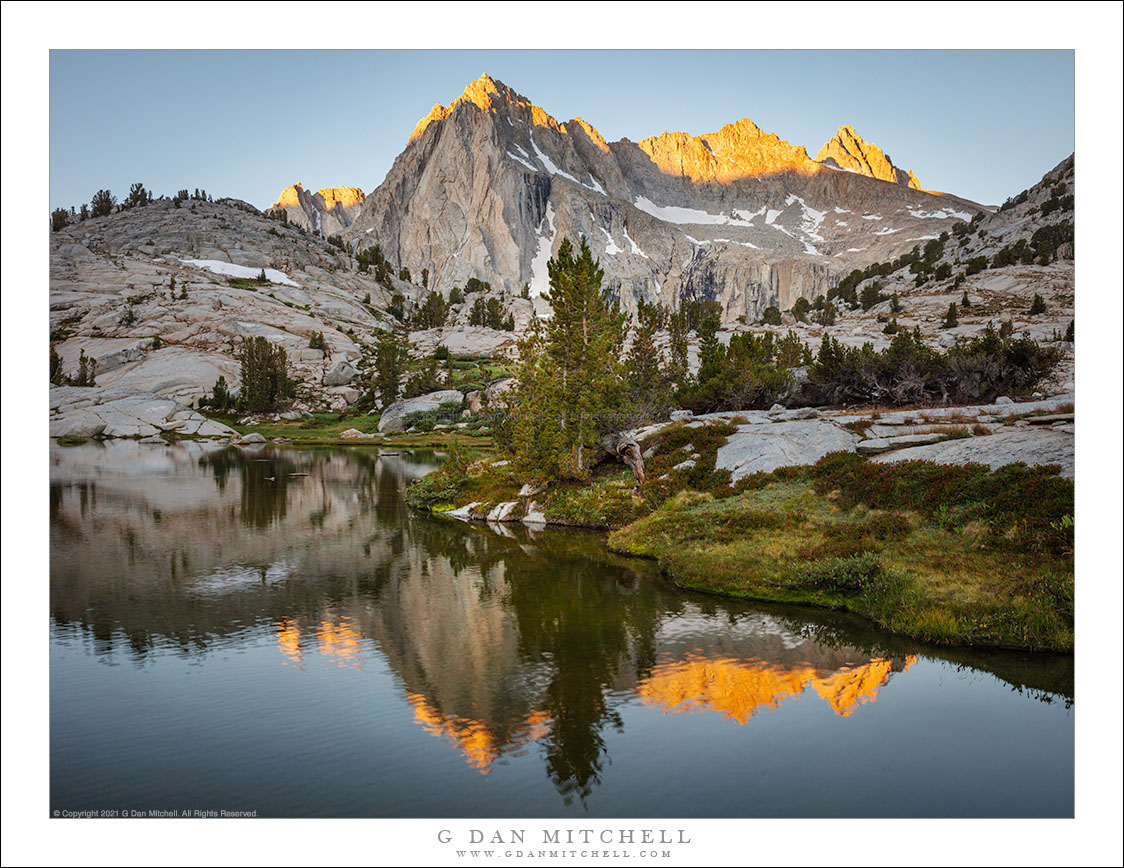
271 184 366 236
346 74 982 322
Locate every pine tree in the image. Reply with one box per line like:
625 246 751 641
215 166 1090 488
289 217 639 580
90 189 116 218
238 337 292 412
625 300 671 418
942 302 959 329
510 236 626 479
51 208 69 232
666 310 690 390
372 331 408 407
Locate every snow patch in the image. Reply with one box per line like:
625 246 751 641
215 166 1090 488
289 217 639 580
622 226 648 258
599 226 623 256
180 259 299 287
507 151 540 173
529 203 557 302
587 174 606 195
634 196 755 227
874 226 902 236
907 206 973 221
861 214 883 221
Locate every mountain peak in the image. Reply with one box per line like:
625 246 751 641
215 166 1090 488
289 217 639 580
815 125 921 189
410 74 547 142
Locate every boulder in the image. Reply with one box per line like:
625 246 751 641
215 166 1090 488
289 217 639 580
716 420 861 482
465 391 485 414
324 360 360 386
484 378 516 408
377 389 465 433
238 432 267 444
856 432 951 455
669 409 694 422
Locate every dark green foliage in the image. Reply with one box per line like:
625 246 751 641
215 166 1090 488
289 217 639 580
200 375 234 413
1039 194 1073 217
308 331 328 351
467 296 507 329
125 182 151 209
520 283 530 299
121 307 138 327
402 400 464 432
371 330 408 407
387 292 406 321
934 262 953 281
1029 293 1047 315
508 236 627 480
434 344 449 361
964 256 988 275
69 349 97 387
860 282 887 311
51 208 69 232
806 325 1061 406
761 305 782 325
961 290 971 308
1029 221 1073 263
412 290 449 329
238 337 293 412
421 268 429 289
999 189 1029 212
1064 319 1074 342
625 300 673 421
680 327 795 413
50 345 63 383
791 553 883 594
399 266 412 283
679 298 723 332
326 234 346 251
882 318 900 335
405 443 472 509
791 296 811 323
90 189 116 218
889 293 901 314
815 300 837 326
941 302 959 329
464 277 492 295
810 451 1073 556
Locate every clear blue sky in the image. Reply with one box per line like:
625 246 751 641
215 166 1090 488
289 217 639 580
49 50 1074 211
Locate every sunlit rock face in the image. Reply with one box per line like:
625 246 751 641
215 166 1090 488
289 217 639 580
271 183 366 236
814 125 922 190
348 74 982 323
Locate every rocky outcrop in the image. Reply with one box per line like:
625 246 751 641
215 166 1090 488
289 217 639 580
270 183 366 236
346 74 983 324
815 125 922 189
50 386 237 439
377 390 465 433
343 73 984 326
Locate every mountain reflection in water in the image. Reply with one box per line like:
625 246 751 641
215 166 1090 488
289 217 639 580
49 441 1074 817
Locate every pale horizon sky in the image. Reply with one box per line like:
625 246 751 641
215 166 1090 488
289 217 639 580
51 49 1074 213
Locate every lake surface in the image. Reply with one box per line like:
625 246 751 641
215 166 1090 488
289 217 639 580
49 441 1074 818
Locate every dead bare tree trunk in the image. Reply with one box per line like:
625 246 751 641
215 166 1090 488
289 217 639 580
601 432 646 495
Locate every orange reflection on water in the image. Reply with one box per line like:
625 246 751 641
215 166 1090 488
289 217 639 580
277 619 303 667
317 618 364 669
636 654 917 724
276 617 366 669
406 692 553 775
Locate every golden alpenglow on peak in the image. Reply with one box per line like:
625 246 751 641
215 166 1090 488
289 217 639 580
272 183 306 209
638 117 816 183
408 74 560 142
815 124 922 189
317 187 365 209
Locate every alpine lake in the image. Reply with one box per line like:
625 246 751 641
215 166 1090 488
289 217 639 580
49 441 1073 818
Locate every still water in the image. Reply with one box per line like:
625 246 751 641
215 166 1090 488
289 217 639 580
49 441 1073 818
